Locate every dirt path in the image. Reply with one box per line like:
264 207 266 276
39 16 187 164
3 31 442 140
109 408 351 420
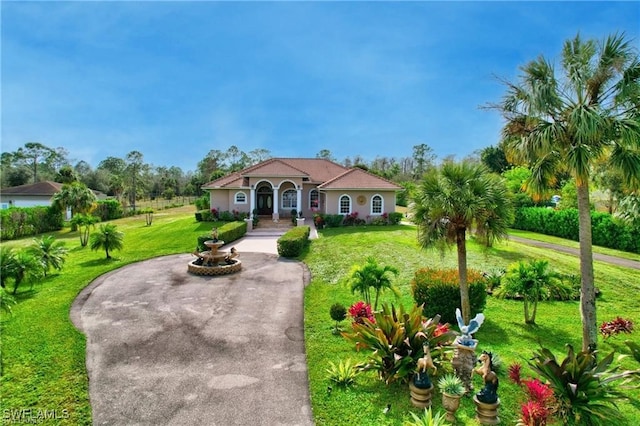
508 235 640 270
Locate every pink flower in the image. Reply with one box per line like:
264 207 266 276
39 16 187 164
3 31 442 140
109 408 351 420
348 301 375 324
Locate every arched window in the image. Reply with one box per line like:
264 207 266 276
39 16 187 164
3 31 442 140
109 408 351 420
339 195 351 214
371 194 383 214
309 189 319 209
282 189 297 209
235 191 247 204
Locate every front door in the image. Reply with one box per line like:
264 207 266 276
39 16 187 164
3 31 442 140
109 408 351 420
256 188 273 216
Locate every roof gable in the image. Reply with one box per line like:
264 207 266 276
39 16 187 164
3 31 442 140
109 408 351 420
318 168 402 190
1 181 63 196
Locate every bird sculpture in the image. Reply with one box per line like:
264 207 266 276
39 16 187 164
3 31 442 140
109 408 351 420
455 308 484 346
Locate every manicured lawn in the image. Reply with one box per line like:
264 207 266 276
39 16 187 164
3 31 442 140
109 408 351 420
2 211 639 425
302 225 640 425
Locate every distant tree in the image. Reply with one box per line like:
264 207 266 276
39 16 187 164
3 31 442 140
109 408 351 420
52 181 96 217
316 149 336 162
247 148 272 165
480 145 510 174
29 235 68 277
412 143 436 179
124 151 147 212
226 145 250 172
55 165 78 183
411 161 513 322
15 142 60 183
90 224 124 259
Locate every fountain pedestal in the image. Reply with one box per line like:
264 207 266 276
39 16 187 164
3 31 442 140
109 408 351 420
188 240 242 276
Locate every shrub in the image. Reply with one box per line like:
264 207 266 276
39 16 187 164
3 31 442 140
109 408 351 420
347 301 375 325
369 215 388 226
93 199 124 221
324 214 344 228
343 212 365 226
0 206 63 240
330 303 347 334
325 359 360 387
388 212 403 225
194 194 209 211
600 317 634 339
219 210 234 222
196 221 247 251
313 213 325 228
411 268 487 325
277 226 310 258
405 408 450 426
342 303 456 384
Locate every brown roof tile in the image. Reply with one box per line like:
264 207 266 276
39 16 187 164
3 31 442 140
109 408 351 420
1 181 64 195
319 168 402 190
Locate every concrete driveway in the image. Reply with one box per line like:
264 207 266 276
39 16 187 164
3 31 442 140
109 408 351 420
71 251 313 425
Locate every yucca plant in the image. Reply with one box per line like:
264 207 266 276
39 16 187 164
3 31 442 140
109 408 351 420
325 358 359 387
437 373 465 396
404 408 451 426
529 344 636 425
342 303 456 384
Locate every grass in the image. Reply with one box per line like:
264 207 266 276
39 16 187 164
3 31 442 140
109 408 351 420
301 225 640 425
2 211 639 425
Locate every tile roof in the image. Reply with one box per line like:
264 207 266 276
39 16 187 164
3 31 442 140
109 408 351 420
1 181 64 195
318 167 402 190
201 158 400 190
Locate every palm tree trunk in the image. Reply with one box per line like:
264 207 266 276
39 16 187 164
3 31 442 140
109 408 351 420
577 181 597 351
456 226 470 323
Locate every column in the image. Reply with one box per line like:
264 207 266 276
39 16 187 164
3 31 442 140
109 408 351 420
296 187 302 216
273 187 279 221
250 187 255 218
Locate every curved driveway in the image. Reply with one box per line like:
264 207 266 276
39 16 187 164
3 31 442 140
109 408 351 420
71 252 313 425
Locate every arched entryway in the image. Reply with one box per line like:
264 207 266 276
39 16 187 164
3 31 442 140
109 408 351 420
256 185 273 216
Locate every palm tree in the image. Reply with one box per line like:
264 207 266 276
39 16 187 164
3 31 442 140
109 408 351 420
29 235 68 277
70 213 99 247
90 223 124 259
52 181 97 217
494 33 640 351
3 249 44 294
411 161 513 323
347 257 400 310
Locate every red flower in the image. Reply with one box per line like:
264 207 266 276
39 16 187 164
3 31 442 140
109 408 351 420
508 363 522 385
523 379 554 404
521 401 550 426
348 301 375 324
433 323 450 338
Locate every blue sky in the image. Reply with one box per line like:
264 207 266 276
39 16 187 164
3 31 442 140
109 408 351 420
2 1 639 173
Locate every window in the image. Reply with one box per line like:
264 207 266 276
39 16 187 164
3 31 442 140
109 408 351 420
371 195 383 214
309 189 319 209
234 192 247 204
282 189 297 209
339 195 351 214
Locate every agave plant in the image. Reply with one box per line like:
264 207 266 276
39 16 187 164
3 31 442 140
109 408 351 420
528 344 636 425
404 408 451 426
325 358 360 387
342 303 456 384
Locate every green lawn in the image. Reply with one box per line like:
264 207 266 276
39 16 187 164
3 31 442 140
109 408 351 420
302 225 640 425
1 211 639 425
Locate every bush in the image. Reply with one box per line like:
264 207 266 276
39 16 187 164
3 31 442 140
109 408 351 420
219 210 235 222
411 268 487 325
0 206 63 240
196 221 247 251
343 212 365 226
277 226 310 258
323 214 344 228
388 212 403 225
194 194 210 211
93 199 124 221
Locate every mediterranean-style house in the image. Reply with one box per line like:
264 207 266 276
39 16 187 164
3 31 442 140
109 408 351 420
202 158 402 221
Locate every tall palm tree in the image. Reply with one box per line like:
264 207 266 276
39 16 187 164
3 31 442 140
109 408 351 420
347 257 400 310
90 224 124 259
411 161 513 323
70 213 99 247
29 235 68 277
495 33 640 351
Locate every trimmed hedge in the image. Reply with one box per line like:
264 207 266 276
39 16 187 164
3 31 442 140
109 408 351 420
195 221 247 251
277 226 310 258
0 206 64 240
512 207 640 253
93 199 124 221
411 268 487 325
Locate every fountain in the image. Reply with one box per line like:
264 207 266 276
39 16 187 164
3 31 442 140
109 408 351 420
187 228 242 276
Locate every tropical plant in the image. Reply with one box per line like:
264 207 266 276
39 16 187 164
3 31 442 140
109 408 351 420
411 161 513 323
0 287 17 314
494 259 569 324
528 344 636 425
4 249 44 294
404 408 451 426
90 223 124 259
325 358 360 387
140 207 154 226
51 181 97 217
599 317 634 339
342 303 456 384
28 235 68 277
495 33 640 351
347 301 375 325
437 373 464 396
329 303 347 334
624 340 640 364
347 256 400 310
70 213 99 247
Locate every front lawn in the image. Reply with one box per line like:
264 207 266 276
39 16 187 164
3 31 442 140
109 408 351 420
302 225 640 425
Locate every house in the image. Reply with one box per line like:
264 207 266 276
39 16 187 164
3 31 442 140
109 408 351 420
202 158 402 221
0 181 106 218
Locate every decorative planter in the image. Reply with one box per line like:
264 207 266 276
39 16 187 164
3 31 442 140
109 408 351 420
452 341 477 394
442 392 462 422
409 382 434 409
296 217 305 227
474 396 500 425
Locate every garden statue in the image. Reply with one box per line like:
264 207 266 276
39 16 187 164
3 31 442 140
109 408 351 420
452 308 485 393
474 351 499 404
413 344 436 388
224 247 239 264
211 227 219 242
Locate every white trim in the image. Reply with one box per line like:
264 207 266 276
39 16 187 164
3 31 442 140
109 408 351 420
281 189 297 210
338 194 351 214
309 189 319 210
234 191 247 204
370 194 383 215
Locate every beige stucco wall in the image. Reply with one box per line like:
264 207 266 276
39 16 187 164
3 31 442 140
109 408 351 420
323 190 396 218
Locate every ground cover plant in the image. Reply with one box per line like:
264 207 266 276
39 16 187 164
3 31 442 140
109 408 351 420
302 225 640 425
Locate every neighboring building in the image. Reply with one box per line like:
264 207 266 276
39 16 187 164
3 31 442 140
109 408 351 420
202 158 402 221
0 181 106 218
